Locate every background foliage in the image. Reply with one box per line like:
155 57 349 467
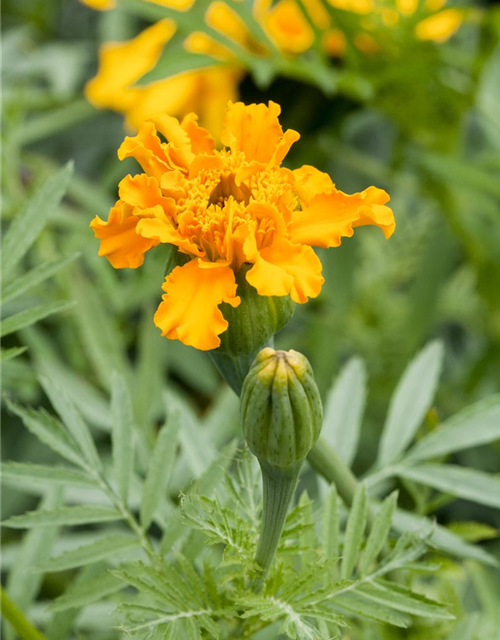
2 0 500 638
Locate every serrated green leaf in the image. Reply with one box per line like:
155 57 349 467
396 464 500 509
0 300 76 337
1 161 73 278
1 346 28 362
322 357 367 466
111 371 135 505
2 506 122 528
392 508 499 567
49 570 126 613
378 341 444 466
341 483 367 580
5 488 63 640
406 394 500 462
4 398 85 467
141 416 180 530
40 374 101 471
1 252 80 303
334 592 411 628
322 484 339 562
36 535 139 572
1 462 96 489
357 580 454 620
358 491 398 576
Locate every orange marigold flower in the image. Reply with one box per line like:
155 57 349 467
91 101 395 351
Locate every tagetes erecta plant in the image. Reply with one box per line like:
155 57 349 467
91 101 395 351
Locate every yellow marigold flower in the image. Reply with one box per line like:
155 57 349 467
91 102 395 351
415 8 463 42
79 0 195 10
255 0 315 54
85 20 241 138
326 0 374 15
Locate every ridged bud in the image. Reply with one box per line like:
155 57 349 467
216 265 294 357
241 348 323 470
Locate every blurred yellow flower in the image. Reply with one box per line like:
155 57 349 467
79 0 195 10
91 102 395 350
85 20 240 138
415 7 463 41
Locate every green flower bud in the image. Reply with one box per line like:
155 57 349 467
217 265 295 357
241 348 323 470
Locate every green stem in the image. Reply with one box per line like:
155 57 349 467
307 437 359 508
255 461 302 577
0 585 48 640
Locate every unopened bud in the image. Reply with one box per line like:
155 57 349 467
241 348 322 470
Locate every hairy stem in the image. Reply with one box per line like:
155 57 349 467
0 585 48 640
255 461 302 578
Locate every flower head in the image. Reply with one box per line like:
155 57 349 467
91 101 395 351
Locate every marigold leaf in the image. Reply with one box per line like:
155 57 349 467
1 161 73 278
1 462 97 489
40 374 102 472
2 506 122 528
396 464 500 509
322 484 339 563
111 371 135 506
406 394 500 461
35 535 139 572
0 346 28 363
1 252 80 303
358 491 398 576
341 483 367 580
0 300 76 338
322 357 367 467
378 340 444 466
140 416 180 530
49 569 125 613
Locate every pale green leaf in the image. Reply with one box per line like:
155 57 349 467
36 535 139 572
356 581 454 620
5 488 63 640
447 521 498 542
335 592 410 628
2 506 122 528
140 416 181 529
49 570 125 613
111 371 135 505
1 161 74 277
341 483 367 579
358 491 398 576
322 357 367 466
1 252 80 303
392 509 498 567
378 341 444 466
1 462 97 489
406 395 500 462
5 398 85 467
322 484 339 562
1 346 28 362
396 464 500 509
40 374 101 471
0 300 75 337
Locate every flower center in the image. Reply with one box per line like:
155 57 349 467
208 173 251 207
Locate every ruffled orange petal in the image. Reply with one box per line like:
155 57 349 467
221 101 299 165
90 201 158 269
288 186 395 248
136 217 203 257
118 122 170 182
245 238 324 303
85 20 176 109
154 259 240 350
293 165 335 204
118 174 174 219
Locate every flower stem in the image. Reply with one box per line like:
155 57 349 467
255 461 302 577
307 437 359 508
0 585 48 640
